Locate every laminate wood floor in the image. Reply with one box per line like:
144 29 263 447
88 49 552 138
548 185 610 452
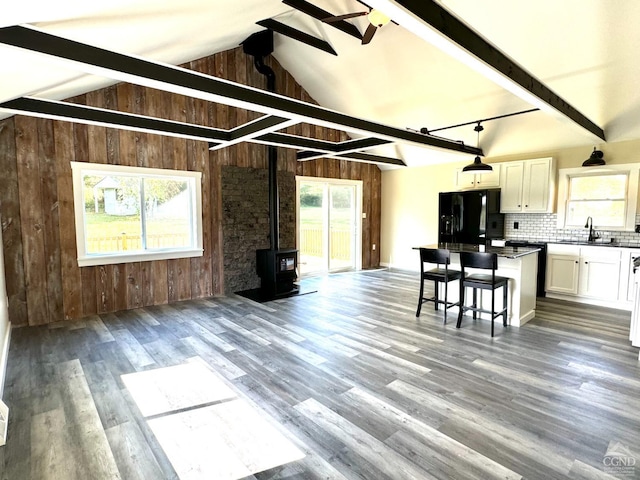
1 269 639 480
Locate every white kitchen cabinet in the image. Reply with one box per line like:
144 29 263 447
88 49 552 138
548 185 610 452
454 164 501 190
621 249 640 302
546 244 623 304
500 157 555 213
546 254 580 294
578 252 621 300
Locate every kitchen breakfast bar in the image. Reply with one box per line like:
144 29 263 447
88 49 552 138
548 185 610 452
415 243 541 327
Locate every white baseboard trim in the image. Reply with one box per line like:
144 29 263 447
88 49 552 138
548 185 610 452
0 322 11 401
0 399 7 446
545 293 632 312
518 309 536 327
0 323 10 446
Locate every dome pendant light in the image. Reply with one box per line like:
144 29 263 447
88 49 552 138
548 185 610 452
582 147 605 167
462 123 493 174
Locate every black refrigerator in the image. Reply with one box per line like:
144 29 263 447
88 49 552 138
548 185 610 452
438 189 504 245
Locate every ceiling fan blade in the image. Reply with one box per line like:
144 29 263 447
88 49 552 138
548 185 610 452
322 11 367 23
362 23 377 44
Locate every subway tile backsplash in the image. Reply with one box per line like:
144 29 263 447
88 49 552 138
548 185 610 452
504 213 640 246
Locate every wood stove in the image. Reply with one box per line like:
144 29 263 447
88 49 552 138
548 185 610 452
256 248 298 297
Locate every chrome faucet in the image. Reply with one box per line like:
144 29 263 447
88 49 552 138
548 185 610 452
585 216 600 242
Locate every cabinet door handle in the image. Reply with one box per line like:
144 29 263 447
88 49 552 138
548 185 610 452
575 261 578 264
518 204 521 207
585 261 588 264
525 205 528 207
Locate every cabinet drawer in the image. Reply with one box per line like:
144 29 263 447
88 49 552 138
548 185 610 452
579 246 622 261
547 243 580 255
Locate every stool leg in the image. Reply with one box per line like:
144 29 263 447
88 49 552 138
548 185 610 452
491 287 495 337
472 288 477 320
416 277 424 317
456 284 464 328
503 283 508 327
443 279 448 323
434 280 439 311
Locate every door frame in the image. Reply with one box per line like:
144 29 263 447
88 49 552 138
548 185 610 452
296 176 363 276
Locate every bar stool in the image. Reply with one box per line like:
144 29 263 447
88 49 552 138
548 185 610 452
416 248 462 322
456 251 509 337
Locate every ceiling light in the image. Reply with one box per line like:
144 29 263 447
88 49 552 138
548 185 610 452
582 147 605 167
367 9 390 27
462 123 493 174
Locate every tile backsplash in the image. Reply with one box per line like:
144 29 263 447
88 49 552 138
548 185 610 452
504 213 640 246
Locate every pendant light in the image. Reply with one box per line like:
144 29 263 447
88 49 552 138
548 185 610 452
582 147 605 167
462 123 493 174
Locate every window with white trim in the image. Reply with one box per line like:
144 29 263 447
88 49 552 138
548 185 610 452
556 164 639 231
566 173 627 227
71 162 203 267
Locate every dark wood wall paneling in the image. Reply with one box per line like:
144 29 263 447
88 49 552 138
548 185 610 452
0 47 382 326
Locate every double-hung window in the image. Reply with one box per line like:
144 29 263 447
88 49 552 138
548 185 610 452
566 173 627 227
557 164 639 231
71 162 203 266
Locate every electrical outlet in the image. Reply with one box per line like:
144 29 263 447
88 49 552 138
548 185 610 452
362 212 367 219
514 221 519 229
372 244 376 250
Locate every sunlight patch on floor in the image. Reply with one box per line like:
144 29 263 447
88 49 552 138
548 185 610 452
121 358 236 416
122 357 305 479
149 399 305 480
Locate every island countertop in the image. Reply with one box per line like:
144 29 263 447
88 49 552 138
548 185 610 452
414 243 541 259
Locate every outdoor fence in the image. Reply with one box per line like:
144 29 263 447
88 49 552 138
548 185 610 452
88 228 350 259
300 227 352 260
87 232 189 252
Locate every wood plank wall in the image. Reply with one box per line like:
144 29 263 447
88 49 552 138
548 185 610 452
0 47 382 327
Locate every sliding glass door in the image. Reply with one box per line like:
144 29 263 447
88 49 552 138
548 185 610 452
297 178 362 276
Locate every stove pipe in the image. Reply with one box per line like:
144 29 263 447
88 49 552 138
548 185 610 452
243 31 279 251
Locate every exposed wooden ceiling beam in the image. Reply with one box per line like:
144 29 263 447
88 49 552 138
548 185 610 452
282 0 363 41
0 25 483 158
0 96 407 167
0 96 228 145
366 0 605 141
254 132 391 153
318 151 406 167
256 19 337 56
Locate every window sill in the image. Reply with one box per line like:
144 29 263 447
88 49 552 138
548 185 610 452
77 248 204 267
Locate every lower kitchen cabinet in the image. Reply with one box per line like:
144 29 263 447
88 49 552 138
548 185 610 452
620 249 640 302
577 252 621 299
546 254 579 294
546 244 623 305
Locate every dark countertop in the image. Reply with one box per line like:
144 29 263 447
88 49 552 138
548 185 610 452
414 243 540 259
549 240 639 248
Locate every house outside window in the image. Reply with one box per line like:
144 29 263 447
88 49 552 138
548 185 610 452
71 162 203 267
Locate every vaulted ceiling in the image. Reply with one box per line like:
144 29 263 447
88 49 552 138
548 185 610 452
2 0 639 168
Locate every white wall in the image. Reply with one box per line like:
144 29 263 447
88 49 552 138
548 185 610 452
380 161 459 271
0 215 10 399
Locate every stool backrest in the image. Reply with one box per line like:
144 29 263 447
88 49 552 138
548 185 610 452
459 251 498 271
419 248 451 266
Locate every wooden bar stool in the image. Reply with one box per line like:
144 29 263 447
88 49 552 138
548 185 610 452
416 248 461 322
456 251 509 337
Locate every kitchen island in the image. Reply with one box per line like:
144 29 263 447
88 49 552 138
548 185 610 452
415 243 540 327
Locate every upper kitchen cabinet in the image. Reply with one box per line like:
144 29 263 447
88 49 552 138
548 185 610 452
454 163 501 190
500 157 556 213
